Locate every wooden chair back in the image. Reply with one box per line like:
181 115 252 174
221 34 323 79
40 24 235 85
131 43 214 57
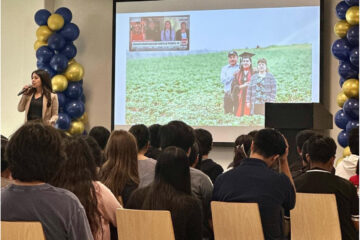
1 221 45 240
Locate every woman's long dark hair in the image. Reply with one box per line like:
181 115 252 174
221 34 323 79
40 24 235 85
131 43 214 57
228 134 253 169
51 136 102 237
162 20 172 40
31 69 53 108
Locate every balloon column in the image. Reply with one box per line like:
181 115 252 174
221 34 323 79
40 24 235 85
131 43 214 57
34 8 87 135
332 0 359 161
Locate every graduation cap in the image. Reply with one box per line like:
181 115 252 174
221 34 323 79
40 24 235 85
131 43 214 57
239 52 255 59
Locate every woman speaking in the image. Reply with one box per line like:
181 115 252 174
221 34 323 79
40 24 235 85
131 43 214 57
18 69 58 125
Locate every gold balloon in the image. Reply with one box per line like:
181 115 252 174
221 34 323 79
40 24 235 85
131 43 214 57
47 13 65 31
346 6 359 25
34 40 47 50
343 146 351 157
68 58 76 65
334 20 351 38
68 120 85 135
36 25 53 42
336 91 348 108
335 157 344 167
77 112 88 124
342 79 359 98
51 75 68 92
65 63 84 81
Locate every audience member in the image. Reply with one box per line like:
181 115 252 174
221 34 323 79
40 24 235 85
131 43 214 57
1 136 12 187
349 161 359 190
127 147 202 240
129 124 156 188
195 128 223 183
227 134 253 169
83 135 105 169
89 126 111 151
189 142 200 169
145 123 162 160
52 136 122 240
99 130 139 205
213 128 295 240
2 122 93 239
295 135 359 240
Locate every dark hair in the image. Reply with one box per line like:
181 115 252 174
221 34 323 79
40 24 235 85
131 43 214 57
149 124 161 148
257 58 269 72
252 128 286 158
83 135 105 167
307 135 337 164
239 57 253 75
51 136 102 236
194 129 212 156
160 121 195 153
348 127 359 155
248 130 258 138
5 122 65 182
1 137 8 173
89 126 110 150
129 124 150 151
188 142 199 168
162 20 172 40
30 70 53 108
296 130 316 151
231 134 253 168
301 139 311 164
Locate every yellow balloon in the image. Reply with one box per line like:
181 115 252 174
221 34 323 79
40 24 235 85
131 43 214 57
346 6 359 25
65 63 84 81
34 40 47 50
51 75 68 92
36 25 53 42
77 112 88 124
68 120 85 135
342 79 359 98
335 157 344 167
336 91 348 108
47 13 65 31
334 20 351 38
343 146 352 157
68 58 76 65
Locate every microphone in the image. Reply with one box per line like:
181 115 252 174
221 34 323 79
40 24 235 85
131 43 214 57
17 85 32 96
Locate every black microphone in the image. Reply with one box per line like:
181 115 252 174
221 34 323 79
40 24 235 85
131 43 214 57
17 85 32 96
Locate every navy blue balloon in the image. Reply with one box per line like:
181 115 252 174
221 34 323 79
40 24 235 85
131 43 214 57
345 0 359 6
55 7 72 23
65 82 83 99
331 39 351 61
343 98 359 120
37 60 47 69
346 120 359 133
59 107 64 113
48 33 66 50
36 46 54 63
60 43 77 59
339 77 347 87
80 93 86 103
338 130 349 148
349 48 359 67
57 92 67 108
40 65 56 78
59 23 80 41
34 9 51 26
338 61 359 79
347 26 359 47
335 109 350 129
56 113 71 130
79 79 83 85
336 1 350 19
65 100 85 119
50 54 68 73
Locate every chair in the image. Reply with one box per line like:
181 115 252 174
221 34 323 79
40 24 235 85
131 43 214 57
1 221 45 240
290 193 341 240
211 201 264 240
116 209 175 240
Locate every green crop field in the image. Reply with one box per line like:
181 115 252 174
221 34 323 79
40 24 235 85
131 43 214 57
125 44 312 126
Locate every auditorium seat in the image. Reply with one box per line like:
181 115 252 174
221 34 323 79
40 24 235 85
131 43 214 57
1 221 45 240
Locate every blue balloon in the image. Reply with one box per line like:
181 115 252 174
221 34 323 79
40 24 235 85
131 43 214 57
65 82 83 99
34 9 51 26
50 54 68 73
79 79 83 85
36 46 54 63
347 26 359 47
55 7 72 23
338 61 359 79
345 0 359 6
65 100 85 119
59 107 64 113
339 77 347 87
40 65 56 78
349 48 359 67
335 109 350 129
331 39 351 61
37 60 47 69
343 98 359 120
346 120 359 133
59 23 80 41
57 92 67 108
60 43 77 59
56 113 71 130
338 130 349 148
48 33 66 50
80 93 86 103
336 1 350 19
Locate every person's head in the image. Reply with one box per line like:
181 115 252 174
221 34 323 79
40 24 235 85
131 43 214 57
5 122 65 182
160 120 195 155
307 135 337 168
148 20 155 30
348 127 359 155
239 52 255 73
133 22 141 33
164 20 171 30
257 58 268 73
82 135 105 168
188 142 200 168
100 130 139 197
296 130 317 155
231 134 253 168
194 128 213 157
31 69 53 107
248 130 258 138
301 139 310 165
129 124 150 153
89 126 110 150
228 51 238 67
1 137 10 177
181 22 187 30
149 124 161 148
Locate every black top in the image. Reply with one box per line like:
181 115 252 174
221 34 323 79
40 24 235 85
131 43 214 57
295 168 359 240
27 94 43 121
200 159 224 184
120 181 138 206
213 158 295 240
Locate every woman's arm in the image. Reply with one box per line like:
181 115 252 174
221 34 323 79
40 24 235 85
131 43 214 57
49 93 59 125
96 182 122 227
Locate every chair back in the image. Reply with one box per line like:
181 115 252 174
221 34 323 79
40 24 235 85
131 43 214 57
290 193 341 240
116 209 175 240
211 201 264 240
1 221 45 240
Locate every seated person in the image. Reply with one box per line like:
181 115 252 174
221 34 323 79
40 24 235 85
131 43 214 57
89 126 111 151
1 136 12 187
145 124 162 160
227 134 253 170
1 122 93 239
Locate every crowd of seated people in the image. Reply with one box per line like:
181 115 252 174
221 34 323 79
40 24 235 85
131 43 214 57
1 120 359 240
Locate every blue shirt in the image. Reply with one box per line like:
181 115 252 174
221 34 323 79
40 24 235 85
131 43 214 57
213 158 295 240
220 64 239 93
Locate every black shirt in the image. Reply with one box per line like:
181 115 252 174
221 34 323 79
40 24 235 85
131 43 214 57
200 159 224 184
27 94 43 121
295 169 359 240
213 158 295 240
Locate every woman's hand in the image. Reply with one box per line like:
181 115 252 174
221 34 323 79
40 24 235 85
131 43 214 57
22 85 32 96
